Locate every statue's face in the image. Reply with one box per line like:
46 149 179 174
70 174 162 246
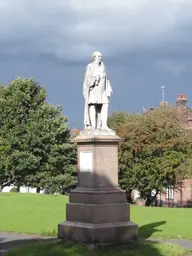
94 52 102 64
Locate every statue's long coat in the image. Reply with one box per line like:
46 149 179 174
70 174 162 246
83 62 112 128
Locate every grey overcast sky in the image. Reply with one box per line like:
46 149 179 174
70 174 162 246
0 0 192 128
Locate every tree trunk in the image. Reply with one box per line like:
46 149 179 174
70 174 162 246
126 189 133 203
36 187 40 193
0 185 2 192
145 195 152 206
17 185 20 192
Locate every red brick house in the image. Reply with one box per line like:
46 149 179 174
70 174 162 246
157 179 192 207
157 94 192 207
138 94 192 207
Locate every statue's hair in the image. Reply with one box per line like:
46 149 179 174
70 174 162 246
92 51 102 60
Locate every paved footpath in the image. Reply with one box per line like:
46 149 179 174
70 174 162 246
0 232 192 255
147 238 192 250
0 232 58 255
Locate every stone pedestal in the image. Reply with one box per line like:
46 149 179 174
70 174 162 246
58 130 138 244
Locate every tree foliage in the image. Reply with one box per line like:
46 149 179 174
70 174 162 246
108 107 191 206
0 78 76 193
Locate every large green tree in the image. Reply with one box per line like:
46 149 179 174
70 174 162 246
0 78 76 193
108 107 191 206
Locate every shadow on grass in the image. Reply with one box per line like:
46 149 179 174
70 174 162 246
0 221 188 256
5 240 188 256
139 221 167 239
0 236 58 252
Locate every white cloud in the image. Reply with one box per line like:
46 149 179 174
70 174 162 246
0 0 192 61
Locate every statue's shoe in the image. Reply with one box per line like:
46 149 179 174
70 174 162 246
101 126 112 131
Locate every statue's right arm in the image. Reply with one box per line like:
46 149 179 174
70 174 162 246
83 65 90 100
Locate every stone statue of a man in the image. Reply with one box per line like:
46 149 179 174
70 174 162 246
83 51 113 130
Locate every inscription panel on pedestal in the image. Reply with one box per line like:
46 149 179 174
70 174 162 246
79 151 92 172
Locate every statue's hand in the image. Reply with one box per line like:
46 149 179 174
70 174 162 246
89 84 95 90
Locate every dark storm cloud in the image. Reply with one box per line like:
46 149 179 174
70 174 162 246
0 0 192 128
0 0 192 64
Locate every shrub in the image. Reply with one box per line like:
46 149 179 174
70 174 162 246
10 187 19 193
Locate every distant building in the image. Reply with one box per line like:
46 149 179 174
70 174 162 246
139 94 192 207
159 101 169 107
2 186 44 194
157 179 192 207
176 94 192 129
158 94 192 207
71 128 80 138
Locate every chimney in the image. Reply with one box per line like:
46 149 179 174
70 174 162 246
176 94 188 109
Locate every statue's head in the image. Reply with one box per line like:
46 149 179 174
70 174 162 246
92 51 102 64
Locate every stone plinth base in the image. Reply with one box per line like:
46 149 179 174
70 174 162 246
58 189 138 243
58 132 138 244
58 221 138 244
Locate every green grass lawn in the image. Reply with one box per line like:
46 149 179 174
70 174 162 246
0 192 192 239
6 241 190 256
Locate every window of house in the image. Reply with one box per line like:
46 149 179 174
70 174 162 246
166 186 174 200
